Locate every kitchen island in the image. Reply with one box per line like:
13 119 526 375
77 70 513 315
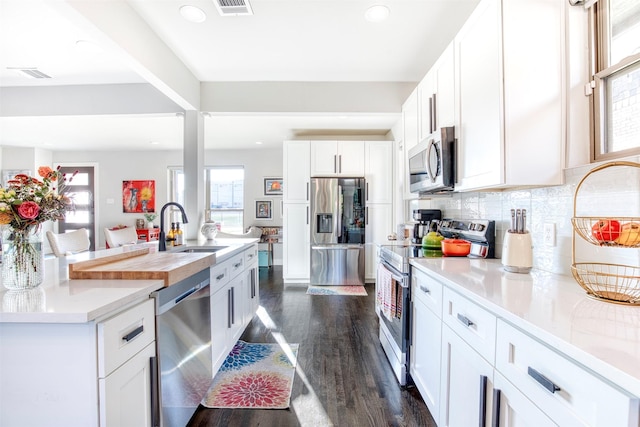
0 237 258 427
410 257 640 426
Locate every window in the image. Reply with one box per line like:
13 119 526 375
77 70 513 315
169 166 245 234
206 167 244 234
591 0 640 160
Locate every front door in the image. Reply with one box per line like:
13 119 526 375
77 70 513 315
58 166 96 251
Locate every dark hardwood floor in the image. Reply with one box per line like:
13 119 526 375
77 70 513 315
187 266 436 427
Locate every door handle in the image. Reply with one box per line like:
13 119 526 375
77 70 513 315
334 154 338 173
306 182 309 201
339 155 342 173
479 375 487 427
491 388 501 427
227 288 232 328
419 285 430 294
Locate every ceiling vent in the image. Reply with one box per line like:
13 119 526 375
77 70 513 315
213 0 253 16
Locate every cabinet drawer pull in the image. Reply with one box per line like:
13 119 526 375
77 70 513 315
528 367 561 394
233 262 242 269
419 285 431 294
216 273 225 281
122 325 144 342
457 313 474 327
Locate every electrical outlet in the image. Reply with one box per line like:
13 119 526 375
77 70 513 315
544 223 556 247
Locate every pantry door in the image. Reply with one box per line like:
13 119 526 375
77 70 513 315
58 166 96 251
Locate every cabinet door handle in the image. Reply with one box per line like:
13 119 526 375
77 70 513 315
528 367 561 394
419 285 431 294
122 325 144 342
432 92 437 133
216 273 225 281
457 313 474 327
227 288 232 328
150 357 160 427
366 182 369 201
231 287 235 324
339 155 342 173
479 375 487 427
307 206 309 224
306 182 309 201
491 388 501 427
334 154 338 173
365 207 369 225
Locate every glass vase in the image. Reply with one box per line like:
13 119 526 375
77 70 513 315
1 226 44 290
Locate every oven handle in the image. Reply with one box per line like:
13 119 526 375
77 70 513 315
379 262 409 288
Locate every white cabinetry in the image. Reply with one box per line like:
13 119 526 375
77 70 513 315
283 203 310 281
0 298 156 426
495 320 639 427
419 41 455 140
454 0 564 191
210 245 260 374
440 287 497 427
310 140 364 177
364 141 394 281
410 268 443 422
402 89 419 200
283 140 310 282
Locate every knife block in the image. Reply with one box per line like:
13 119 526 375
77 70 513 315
502 231 532 273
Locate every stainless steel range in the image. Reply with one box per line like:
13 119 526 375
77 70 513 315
375 218 495 386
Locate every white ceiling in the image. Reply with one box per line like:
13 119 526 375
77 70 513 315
0 0 480 151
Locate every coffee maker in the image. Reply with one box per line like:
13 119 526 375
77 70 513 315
412 209 442 244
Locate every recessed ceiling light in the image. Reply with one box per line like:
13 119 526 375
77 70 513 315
256 141 263 145
365 5 390 23
149 141 160 145
180 5 207 23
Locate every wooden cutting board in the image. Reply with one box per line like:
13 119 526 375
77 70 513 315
68 247 215 287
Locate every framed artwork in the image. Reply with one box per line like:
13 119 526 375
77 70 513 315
123 180 156 213
255 200 272 219
2 169 31 188
264 178 283 195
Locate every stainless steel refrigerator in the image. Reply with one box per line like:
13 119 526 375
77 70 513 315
310 177 365 286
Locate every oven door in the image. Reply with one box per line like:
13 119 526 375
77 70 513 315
376 260 411 385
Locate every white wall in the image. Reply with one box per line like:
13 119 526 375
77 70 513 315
411 155 640 276
52 147 283 249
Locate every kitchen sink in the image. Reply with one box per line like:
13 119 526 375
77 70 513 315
172 246 229 253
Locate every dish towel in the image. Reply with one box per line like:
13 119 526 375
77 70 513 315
377 263 393 321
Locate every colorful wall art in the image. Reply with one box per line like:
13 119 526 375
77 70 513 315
123 180 155 213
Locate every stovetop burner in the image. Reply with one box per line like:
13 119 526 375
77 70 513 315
379 219 496 273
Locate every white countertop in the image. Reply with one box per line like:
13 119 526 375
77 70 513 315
410 257 640 397
0 238 258 324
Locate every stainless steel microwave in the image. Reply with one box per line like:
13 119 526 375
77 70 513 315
408 126 455 194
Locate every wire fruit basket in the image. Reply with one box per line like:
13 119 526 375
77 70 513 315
571 161 640 305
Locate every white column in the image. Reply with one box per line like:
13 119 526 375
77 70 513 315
183 110 205 240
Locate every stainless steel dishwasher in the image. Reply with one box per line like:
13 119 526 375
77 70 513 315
151 268 211 427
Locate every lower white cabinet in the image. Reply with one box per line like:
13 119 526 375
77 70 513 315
210 244 261 374
410 268 443 421
0 298 156 426
99 342 156 427
440 323 494 427
283 202 310 282
410 265 640 427
495 320 640 427
493 371 556 427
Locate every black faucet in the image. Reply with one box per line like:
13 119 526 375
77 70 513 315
158 202 189 251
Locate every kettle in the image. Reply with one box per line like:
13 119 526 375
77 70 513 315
502 231 533 273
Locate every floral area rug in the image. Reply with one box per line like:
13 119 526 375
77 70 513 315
201 340 298 409
306 285 368 296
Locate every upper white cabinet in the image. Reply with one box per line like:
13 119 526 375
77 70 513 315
365 141 394 204
310 140 365 177
454 0 564 191
419 41 455 140
283 140 310 203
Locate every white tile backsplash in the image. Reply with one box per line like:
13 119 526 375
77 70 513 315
410 156 640 277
